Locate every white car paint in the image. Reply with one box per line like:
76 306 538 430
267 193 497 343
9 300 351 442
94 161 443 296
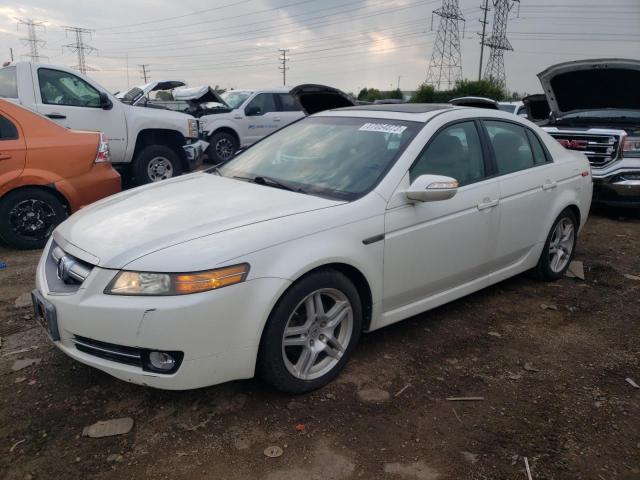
34 106 592 390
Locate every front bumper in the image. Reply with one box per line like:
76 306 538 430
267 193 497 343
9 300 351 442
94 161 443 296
592 159 640 207
35 250 290 390
182 139 209 171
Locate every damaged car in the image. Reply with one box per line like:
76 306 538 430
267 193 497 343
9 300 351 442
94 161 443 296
534 59 640 207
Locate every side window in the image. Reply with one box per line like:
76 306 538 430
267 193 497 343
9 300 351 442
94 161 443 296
526 130 549 165
0 115 18 140
245 93 276 116
276 93 302 112
410 121 485 186
37 68 101 108
0 67 18 98
484 121 535 175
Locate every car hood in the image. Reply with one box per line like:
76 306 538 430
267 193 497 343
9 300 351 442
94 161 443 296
174 86 229 107
54 173 343 269
538 58 640 115
289 84 356 114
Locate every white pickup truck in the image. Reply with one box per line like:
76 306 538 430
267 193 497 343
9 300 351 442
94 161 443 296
0 62 208 185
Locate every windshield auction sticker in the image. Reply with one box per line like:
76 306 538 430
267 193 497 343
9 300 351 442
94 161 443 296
359 123 407 135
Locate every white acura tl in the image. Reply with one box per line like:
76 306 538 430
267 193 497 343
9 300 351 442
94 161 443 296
33 103 592 393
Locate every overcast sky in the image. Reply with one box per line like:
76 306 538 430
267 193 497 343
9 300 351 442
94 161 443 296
1 0 638 94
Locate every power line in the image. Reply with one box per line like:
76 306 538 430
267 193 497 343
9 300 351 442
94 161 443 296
16 18 48 62
426 0 466 90
63 26 96 74
278 49 290 86
483 0 519 89
139 64 150 82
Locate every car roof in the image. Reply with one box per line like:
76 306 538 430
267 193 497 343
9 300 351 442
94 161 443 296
337 104 453 114
226 87 292 94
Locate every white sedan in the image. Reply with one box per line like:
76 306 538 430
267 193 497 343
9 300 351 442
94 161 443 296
33 104 592 392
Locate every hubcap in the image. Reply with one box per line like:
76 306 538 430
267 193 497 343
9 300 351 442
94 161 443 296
282 288 353 381
549 217 575 273
9 199 57 240
215 138 235 161
147 156 174 182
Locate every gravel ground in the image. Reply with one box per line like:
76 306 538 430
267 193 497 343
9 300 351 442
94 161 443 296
0 207 639 480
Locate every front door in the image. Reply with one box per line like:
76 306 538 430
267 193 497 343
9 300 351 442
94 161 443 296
382 120 500 324
242 93 280 145
0 112 26 186
31 67 128 163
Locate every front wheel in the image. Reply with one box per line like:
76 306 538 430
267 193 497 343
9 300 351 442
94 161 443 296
133 145 183 185
534 209 578 281
258 270 362 394
0 188 67 249
207 131 238 164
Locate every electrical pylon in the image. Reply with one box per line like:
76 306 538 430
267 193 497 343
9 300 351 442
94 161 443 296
63 26 96 74
482 0 519 88
425 0 465 90
16 18 48 62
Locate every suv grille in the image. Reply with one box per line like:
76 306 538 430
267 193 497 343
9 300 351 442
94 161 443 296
547 132 621 167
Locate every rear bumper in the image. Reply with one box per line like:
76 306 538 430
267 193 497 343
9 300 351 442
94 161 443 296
55 163 121 212
183 139 208 171
592 161 640 207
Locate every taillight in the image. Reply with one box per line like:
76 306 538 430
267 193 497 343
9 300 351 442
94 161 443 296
95 132 111 163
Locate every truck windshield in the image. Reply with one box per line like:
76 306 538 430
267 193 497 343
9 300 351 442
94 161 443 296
0 67 18 98
120 87 144 105
219 116 422 201
220 91 251 109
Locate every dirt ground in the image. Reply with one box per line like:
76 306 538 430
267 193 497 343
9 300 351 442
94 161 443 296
0 207 638 480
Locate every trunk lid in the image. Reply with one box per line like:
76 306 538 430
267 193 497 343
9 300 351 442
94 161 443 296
522 94 551 124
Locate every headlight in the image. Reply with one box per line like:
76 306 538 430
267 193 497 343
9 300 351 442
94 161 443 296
622 136 640 158
187 119 199 139
105 264 249 296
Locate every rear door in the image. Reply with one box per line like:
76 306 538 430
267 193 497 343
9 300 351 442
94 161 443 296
0 111 26 188
274 93 305 127
481 119 558 272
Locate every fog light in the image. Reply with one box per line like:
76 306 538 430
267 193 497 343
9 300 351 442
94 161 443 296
149 351 176 371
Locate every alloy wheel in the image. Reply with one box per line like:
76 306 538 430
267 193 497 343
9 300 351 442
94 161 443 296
282 288 354 381
215 138 235 161
548 217 575 273
147 156 174 182
9 199 56 240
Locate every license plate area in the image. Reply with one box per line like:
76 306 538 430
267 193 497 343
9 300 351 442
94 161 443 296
31 290 60 341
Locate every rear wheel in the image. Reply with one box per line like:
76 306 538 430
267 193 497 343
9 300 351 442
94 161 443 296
0 188 67 249
534 209 578 281
258 270 362 393
207 131 238 164
133 145 183 185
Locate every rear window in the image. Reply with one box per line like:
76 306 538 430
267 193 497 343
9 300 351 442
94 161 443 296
0 67 18 98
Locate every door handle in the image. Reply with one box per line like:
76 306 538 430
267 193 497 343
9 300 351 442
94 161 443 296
274 118 281 122
542 181 557 191
233 116 243 120
46 113 66 119
0 153 11 160
477 199 499 210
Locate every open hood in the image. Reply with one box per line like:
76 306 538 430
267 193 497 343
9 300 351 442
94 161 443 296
121 80 186 106
538 59 640 116
522 94 550 124
289 84 356 115
449 96 499 110
173 86 228 106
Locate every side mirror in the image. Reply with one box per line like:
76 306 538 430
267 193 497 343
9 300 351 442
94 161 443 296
99 92 113 110
245 105 261 116
405 174 459 202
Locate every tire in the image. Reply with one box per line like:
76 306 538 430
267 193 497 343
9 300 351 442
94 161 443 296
133 145 183 185
258 269 363 394
534 208 578 281
207 131 238 164
0 188 67 250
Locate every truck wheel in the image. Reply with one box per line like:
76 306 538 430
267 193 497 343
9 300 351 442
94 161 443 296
207 131 238 164
133 145 183 185
0 188 67 250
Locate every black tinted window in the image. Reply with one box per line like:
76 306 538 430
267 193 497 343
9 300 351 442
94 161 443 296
245 93 276 115
276 93 302 112
0 115 18 140
526 130 549 165
0 67 18 98
484 121 534 175
411 121 485 186
38 68 101 107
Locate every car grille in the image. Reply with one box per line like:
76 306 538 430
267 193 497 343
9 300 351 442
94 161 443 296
547 132 621 167
72 335 143 368
45 242 95 294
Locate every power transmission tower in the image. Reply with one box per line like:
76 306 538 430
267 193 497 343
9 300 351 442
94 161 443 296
16 18 47 62
482 0 519 88
139 64 150 83
425 0 465 90
278 49 290 86
63 26 96 74
477 0 491 80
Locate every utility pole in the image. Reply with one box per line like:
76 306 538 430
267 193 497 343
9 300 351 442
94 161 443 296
477 0 490 80
16 18 47 62
139 64 150 83
397 75 401 90
425 0 466 90
9 48 14 61
483 0 519 89
63 26 96 74
278 49 290 86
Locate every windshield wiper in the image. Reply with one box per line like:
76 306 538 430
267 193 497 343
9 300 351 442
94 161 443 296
253 176 305 193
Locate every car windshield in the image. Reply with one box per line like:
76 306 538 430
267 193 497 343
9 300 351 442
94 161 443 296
120 87 144 105
219 116 422 201
498 104 517 114
220 91 251 109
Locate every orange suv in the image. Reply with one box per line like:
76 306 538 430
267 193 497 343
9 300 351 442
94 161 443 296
0 99 121 249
